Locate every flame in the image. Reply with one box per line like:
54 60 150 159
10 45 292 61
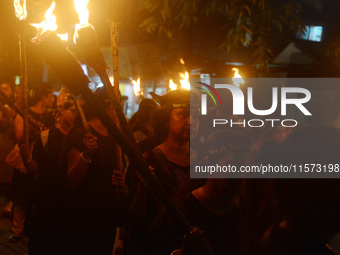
58 33 69 41
179 71 190 90
31 2 57 34
30 2 67 41
73 0 90 42
132 78 141 96
74 0 90 25
109 76 114 86
232 68 245 88
14 0 27 21
169 79 178 91
180 58 185 65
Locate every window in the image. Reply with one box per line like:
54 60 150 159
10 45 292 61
297 25 323 42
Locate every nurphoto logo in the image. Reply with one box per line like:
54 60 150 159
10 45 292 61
196 82 312 128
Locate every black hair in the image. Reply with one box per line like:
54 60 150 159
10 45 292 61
29 83 54 106
81 87 112 121
61 94 75 110
150 107 172 141
130 98 159 133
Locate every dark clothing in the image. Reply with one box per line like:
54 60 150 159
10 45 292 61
33 128 67 205
150 192 241 255
65 208 117 255
144 147 201 197
28 128 67 255
138 136 161 153
28 108 57 141
265 228 335 255
66 126 123 211
141 147 202 227
11 108 56 206
128 147 203 254
65 126 124 255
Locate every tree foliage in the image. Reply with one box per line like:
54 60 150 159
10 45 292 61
140 0 322 69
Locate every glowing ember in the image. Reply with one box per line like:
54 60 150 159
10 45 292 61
169 79 178 91
14 0 27 21
180 58 185 65
179 71 190 90
132 78 141 96
232 68 245 88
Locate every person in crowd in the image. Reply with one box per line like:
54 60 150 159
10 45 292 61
240 125 340 255
56 87 69 110
20 95 77 255
0 81 13 104
129 98 159 143
0 82 15 178
150 129 252 255
255 126 288 149
125 98 161 199
0 82 20 217
64 87 127 255
128 89 201 254
54 86 70 126
14 83 56 142
8 83 56 243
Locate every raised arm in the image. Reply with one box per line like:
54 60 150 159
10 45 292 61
66 133 98 190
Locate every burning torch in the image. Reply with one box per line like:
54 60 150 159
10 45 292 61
35 30 195 237
74 21 136 147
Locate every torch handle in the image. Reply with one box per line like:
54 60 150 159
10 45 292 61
19 31 29 146
110 22 120 97
71 93 90 134
98 70 137 147
97 70 125 176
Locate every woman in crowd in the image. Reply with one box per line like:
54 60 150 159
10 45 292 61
128 89 202 254
65 87 127 255
20 96 78 255
129 98 159 143
150 129 253 255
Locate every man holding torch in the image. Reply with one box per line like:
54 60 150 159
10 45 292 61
9 84 55 243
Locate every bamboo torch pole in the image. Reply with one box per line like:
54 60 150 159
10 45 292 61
14 0 29 145
110 22 124 176
106 0 124 178
111 22 120 98
18 25 29 145
71 93 90 133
